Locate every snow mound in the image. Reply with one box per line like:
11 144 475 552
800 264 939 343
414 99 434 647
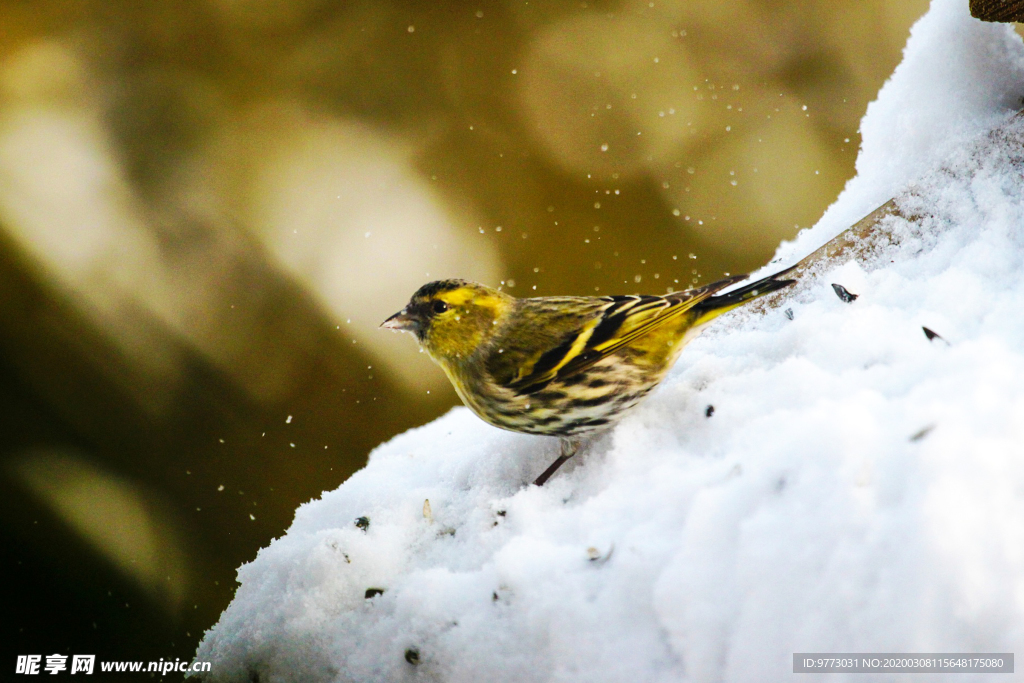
195 1 1024 681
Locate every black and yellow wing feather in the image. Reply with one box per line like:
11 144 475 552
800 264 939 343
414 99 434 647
495 274 755 395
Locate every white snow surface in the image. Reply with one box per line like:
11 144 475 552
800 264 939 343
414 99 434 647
196 2 1024 681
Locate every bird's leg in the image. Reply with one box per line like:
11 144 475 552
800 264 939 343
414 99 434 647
533 437 582 486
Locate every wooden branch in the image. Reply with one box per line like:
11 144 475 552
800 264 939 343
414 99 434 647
787 199 900 279
970 0 1024 22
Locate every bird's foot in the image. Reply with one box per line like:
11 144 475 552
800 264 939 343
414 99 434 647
532 437 582 486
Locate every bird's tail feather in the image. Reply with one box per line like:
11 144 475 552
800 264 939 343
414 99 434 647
692 264 797 325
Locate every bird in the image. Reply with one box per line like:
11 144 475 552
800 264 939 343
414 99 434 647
382 267 796 486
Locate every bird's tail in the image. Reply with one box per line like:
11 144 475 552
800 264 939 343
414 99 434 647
691 264 797 326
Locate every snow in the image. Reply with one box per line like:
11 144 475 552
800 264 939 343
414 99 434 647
194 1 1024 681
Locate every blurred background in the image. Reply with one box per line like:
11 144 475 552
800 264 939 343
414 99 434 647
1 0 930 675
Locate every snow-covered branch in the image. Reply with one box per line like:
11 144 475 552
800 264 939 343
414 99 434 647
195 1 1024 681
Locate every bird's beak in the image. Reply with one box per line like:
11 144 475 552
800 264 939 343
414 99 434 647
380 308 420 333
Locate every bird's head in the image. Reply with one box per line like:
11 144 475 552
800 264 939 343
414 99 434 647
381 280 514 363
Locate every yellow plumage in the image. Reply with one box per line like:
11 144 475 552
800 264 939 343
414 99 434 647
383 267 795 484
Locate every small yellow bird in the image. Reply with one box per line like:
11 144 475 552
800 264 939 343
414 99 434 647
382 267 795 485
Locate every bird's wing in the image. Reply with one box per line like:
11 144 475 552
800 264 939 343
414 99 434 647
504 277 746 395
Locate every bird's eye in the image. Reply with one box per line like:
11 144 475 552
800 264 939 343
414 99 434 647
432 300 449 315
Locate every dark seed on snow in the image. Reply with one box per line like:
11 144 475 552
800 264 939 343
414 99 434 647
909 425 935 442
831 283 858 303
